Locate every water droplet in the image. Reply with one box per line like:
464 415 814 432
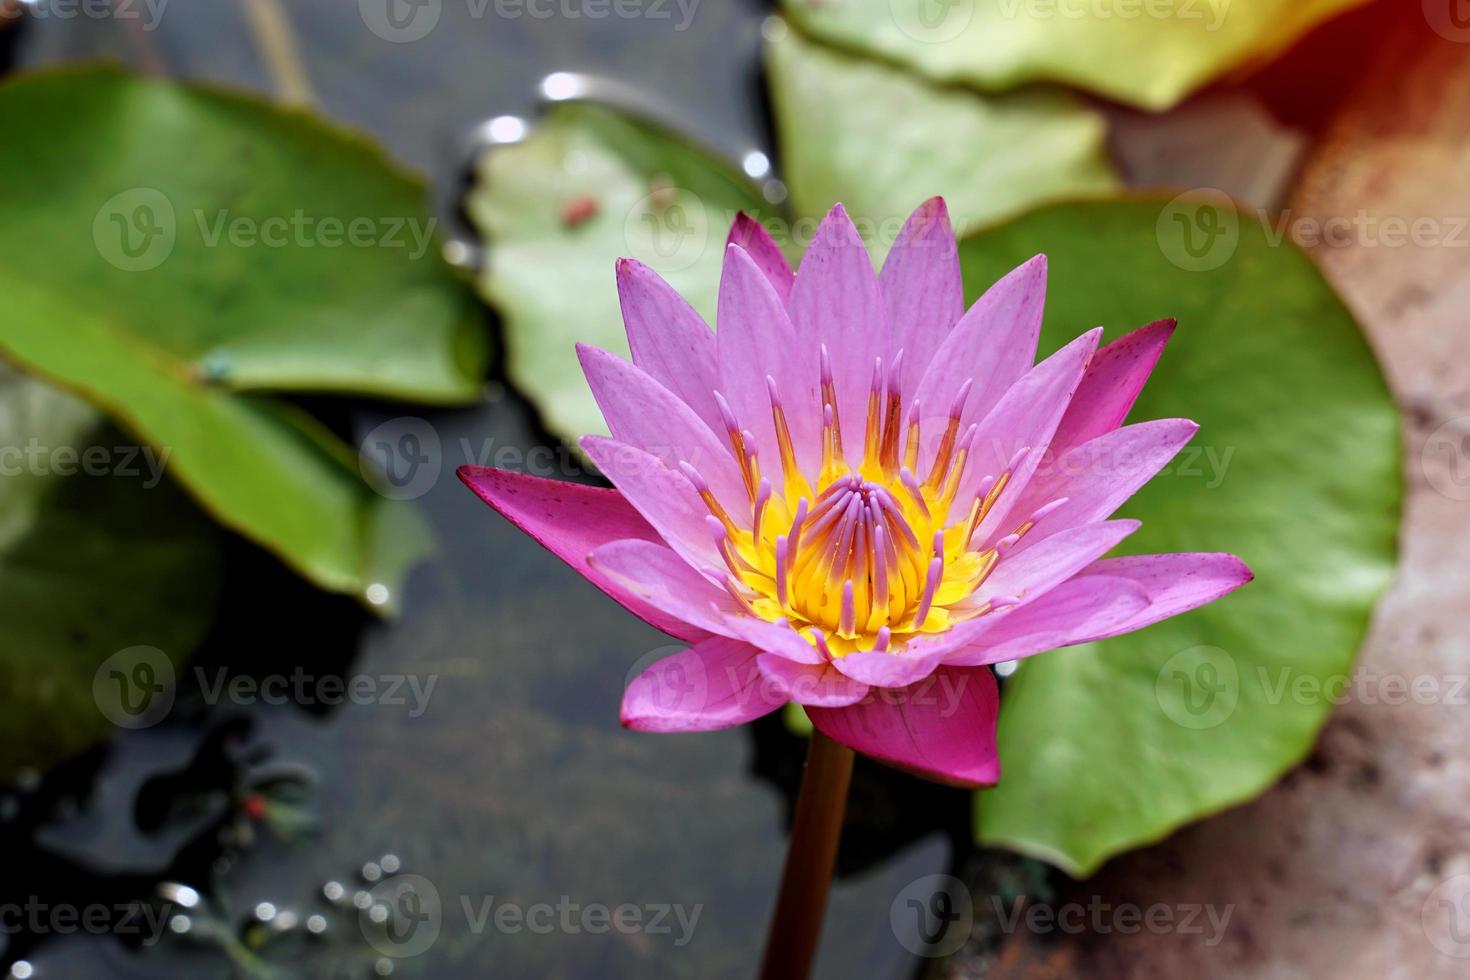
365 584 390 607
742 151 771 179
353 890 373 910
362 861 383 882
368 903 390 924
11 961 33 979
323 881 345 902
306 914 327 935
254 902 276 922
169 915 191 934
380 854 401 874
375 958 395 976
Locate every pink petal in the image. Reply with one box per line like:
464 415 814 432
880 197 964 396
831 645 950 688
725 213 794 304
1050 318 1175 455
962 328 1102 536
807 667 1000 787
580 435 722 571
729 618 826 664
577 343 747 517
622 637 787 732
1076 552 1254 637
945 575 1150 666
970 519 1140 609
1003 418 1199 553
616 258 722 432
587 538 739 638
716 244 820 478
912 255 1047 473
457 466 708 643
786 204 890 466
757 654 869 707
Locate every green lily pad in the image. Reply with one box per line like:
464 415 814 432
960 198 1399 876
0 366 221 780
468 102 767 443
0 67 486 403
766 26 1116 238
0 67 454 605
780 0 1372 111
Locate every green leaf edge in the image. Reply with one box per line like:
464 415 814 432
959 190 1403 877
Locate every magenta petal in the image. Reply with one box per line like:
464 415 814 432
577 343 747 516
1077 552 1254 637
913 255 1047 469
971 519 1139 609
587 538 739 638
756 654 869 707
1050 318 1175 455
621 638 786 732
880 197 964 396
807 667 1000 787
945 575 1150 667
716 245 820 477
963 327 1102 535
725 213 794 304
457 466 708 643
1004 418 1199 554
616 258 722 432
831 645 949 688
787 204 890 465
728 618 825 664
580 436 722 571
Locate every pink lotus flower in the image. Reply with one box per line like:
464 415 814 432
460 199 1251 788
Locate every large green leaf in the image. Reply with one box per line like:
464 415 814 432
961 199 1399 875
766 26 1116 237
0 367 221 779
780 0 1372 111
469 102 767 443
0 67 486 402
0 67 453 604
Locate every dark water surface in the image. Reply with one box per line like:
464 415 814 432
3 4 968 975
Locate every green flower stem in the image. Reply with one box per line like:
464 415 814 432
758 729 855 980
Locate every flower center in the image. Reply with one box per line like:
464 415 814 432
681 346 1049 655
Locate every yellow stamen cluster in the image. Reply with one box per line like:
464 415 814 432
696 349 1038 656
